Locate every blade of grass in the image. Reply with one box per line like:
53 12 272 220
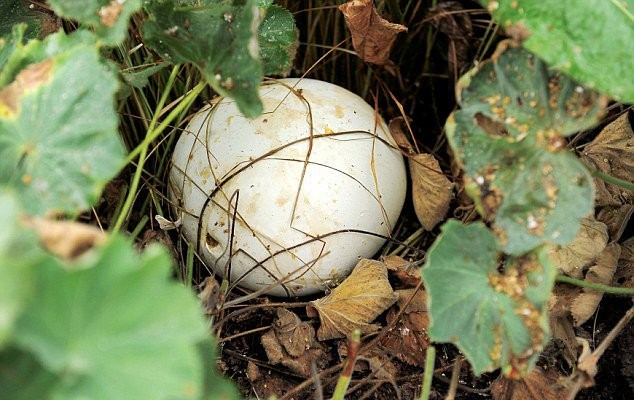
332 329 361 400
419 345 435 400
113 65 181 233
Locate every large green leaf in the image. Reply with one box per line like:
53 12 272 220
0 190 42 348
12 235 209 399
481 0 634 103
421 220 556 377
142 0 263 117
446 41 606 255
47 0 141 45
0 29 125 215
142 0 297 117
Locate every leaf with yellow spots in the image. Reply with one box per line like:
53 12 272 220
422 221 556 377
446 40 607 255
0 28 124 215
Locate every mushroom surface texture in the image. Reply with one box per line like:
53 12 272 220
169 78 407 296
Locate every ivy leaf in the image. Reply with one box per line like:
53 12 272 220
446 40 606 255
0 29 124 215
481 0 634 103
47 0 141 45
258 5 296 76
12 235 209 399
422 220 556 377
142 0 264 117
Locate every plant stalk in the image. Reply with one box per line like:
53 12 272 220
556 274 634 296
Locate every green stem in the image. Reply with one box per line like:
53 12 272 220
591 169 634 191
122 80 206 167
556 274 634 296
113 65 184 233
419 345 435 400
332 329 361 400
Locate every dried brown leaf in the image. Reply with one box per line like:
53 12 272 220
261 308 325 376
24 217 106 260
307 259 398 341
614 237 634 289
596 204 633 242
410 153 454 231
339 0 407 66
197 276 222 315
571 243 621 326
382 254 421 287
388 117 414 154
547 216 608 278
380 288 430 366
582 111 634 207
491 366 565 400
336 339 399 383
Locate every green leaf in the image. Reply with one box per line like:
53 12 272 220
121 61 171 90
142 0 264 117
259 5 296 76
47 0 141 45
0 30 125 215
0 190 41 348
13 235 209 399
0 346 58 400
446 41 606 255
0 1 38 39
421 220 556 377
481 0 634 103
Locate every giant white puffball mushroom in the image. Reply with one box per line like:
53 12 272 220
169 78 406 296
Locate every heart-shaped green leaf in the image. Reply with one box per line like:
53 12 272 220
12 235 209 399
446 41 606 255
142 0 265 118
480 0 634 103
422 220 556 377
0 29 124 215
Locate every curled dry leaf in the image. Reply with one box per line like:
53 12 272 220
582 111 633 207
155 214 181 230
24 217 106 260
571 243 621 326
491 366 565 400
410 153 454 231
307 259 398 341
339 0 407 66
382 254 421 287
380 287 430 366
388 117 415 154
547 216 608 278
261 308 326 376
197 276 222 315
337 339 398 382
